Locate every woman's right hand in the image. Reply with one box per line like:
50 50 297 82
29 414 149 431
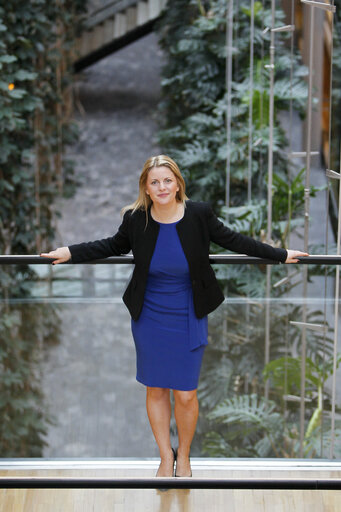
40 246 71 265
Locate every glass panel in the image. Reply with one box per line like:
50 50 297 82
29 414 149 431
0 262 340 459
198 263 340 459
330 12 341 172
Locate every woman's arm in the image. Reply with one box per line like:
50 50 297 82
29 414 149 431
206 204 308 263
40 210 132 265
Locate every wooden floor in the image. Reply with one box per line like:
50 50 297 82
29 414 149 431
1 461 341 511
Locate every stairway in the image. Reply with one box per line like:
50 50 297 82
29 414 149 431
74 0 166 71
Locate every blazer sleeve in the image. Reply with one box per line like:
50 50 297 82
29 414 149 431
68 210 132 263
206 204 287 263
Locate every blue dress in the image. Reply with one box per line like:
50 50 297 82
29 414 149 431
131 220 208 391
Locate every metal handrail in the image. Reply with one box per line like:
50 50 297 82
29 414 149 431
0 476 341 489
0 255 340 265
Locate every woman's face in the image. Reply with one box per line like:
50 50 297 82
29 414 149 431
145 166 179 206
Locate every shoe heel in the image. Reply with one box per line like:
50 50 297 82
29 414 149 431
156 448 177 490
174 449 192 478
172 447 177 477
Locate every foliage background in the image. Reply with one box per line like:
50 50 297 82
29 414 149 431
156 0 308 233
0 0 85 456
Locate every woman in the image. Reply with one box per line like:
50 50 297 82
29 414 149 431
41 155 308 479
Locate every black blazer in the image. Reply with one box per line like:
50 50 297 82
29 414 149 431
68 200 287 320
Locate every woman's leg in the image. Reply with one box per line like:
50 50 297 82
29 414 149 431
146 386 174 477
173 389 198 476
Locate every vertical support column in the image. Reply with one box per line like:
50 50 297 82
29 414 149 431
224 0 234 367
298 0 336 457
287 0 295 249
302 2 326 165
264 266 271 400
264 9 295 399
225 0 233 220
330 146 341 458
285 0 296 424
264 0 275 402
303 5 314 254
245 0 255 359
267 2 275 242
247 0 254 204
324 1 335 459
299 2 315 459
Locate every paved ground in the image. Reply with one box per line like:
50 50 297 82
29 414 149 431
41 32 166 458
54 34 163 245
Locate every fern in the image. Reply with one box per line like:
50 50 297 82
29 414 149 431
205 394 284 457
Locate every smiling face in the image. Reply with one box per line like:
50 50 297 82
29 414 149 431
145 166 180 206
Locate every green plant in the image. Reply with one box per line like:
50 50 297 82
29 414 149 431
203 391 341 458
199 303 341 458
156 0 308 212
204 394 285 457
263 353 341 454
0 0 86 457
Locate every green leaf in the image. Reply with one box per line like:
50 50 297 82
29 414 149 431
14 69 38 81
0 54 17 63
8 88 27 99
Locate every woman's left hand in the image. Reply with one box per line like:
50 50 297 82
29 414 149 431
285 249 309 263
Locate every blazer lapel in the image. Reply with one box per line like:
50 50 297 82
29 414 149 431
176 203 195 275
141 207 160 271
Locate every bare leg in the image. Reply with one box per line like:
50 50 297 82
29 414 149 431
173 389 198 476
146 386 174 477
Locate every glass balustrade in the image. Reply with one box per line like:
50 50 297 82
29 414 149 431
0 259 340 460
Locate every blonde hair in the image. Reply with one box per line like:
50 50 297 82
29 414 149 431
121 155 188 220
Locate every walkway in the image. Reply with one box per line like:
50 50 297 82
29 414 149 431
41 32 163 458
1 460 341 511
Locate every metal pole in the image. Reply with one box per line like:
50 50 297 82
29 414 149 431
1 476 341 490
264 265 271 399
322 0 335 458
303 5 315 252
245 0 255 370
267 1 275 242
288 0 295 250
264 0 275 401
284 0 296 426
299 3 315 458
248 0 255 204
1 255 340 265
330 143 341 458
258 0 265 193
299 0 336 457
225 0 234 220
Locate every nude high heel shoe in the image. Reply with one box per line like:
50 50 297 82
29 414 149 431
156 447 177 492
174 448 192 478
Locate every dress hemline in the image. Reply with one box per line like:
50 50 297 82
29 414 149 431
135 375 199 392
